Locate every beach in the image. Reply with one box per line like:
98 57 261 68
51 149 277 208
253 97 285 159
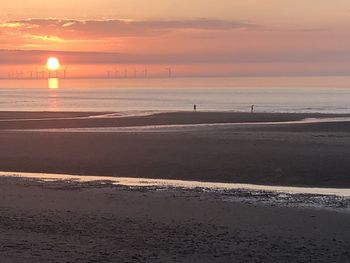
0 177 349 262
4 0 350 261
0 111 350 187
0 111 350 262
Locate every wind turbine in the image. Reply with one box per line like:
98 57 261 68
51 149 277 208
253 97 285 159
62 67 68 79
144 66 148 78
106 70 112 78
41 69 46 79
165 67 172 78
18 70 24 79
114 67 119 78
124 68 128 78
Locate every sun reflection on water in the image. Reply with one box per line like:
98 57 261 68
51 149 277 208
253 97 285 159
48 78 59 89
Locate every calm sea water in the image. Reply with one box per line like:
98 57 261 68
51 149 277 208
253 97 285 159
1 77 350 113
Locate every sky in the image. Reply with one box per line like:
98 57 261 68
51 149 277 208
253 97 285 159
1 0 350 78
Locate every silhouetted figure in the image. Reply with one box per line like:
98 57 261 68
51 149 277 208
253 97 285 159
194 104 197 111
251 105 254 113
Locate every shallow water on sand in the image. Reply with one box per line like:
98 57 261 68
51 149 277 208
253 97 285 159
6 116 350 133
1 171 349 211
3 171 348 196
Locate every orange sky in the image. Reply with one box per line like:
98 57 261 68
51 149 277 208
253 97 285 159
1 0 350 78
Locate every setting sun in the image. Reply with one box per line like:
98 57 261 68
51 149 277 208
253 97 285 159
46 57 60 71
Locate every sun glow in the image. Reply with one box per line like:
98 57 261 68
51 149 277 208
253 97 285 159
46 57 60 71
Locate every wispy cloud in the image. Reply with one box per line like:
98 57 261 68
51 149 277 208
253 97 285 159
23 34 65 42
0 22 24 28
2 49 350 65
0 18 258 41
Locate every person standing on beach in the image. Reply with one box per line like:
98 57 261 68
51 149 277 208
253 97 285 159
194 104 197 111
251 105 254 113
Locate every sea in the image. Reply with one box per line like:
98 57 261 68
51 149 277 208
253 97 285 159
1 76 350 113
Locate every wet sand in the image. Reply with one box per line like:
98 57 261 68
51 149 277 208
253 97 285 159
0 177 349 263
0 111 104 120
0 111 349 129
1 111 350 262
0 111 350 187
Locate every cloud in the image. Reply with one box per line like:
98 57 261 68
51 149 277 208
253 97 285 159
23 34 65 42
1 49 350 65
0 18 258 40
